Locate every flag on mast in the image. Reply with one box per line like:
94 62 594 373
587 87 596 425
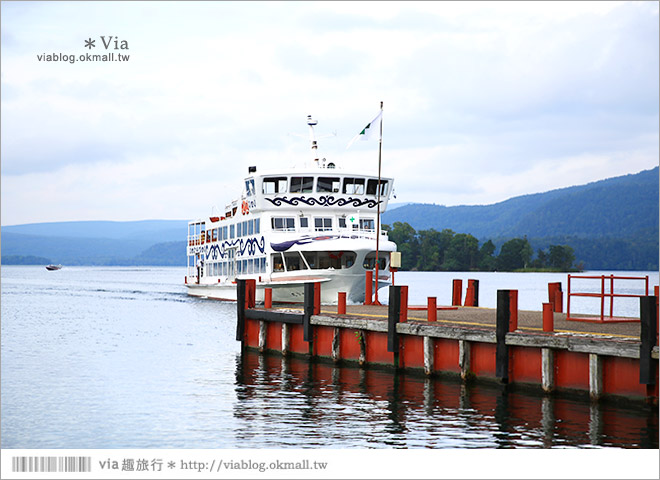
346 111 383 148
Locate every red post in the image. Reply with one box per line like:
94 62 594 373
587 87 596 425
246 279 256 309
464 284 475 307
427 297 437 322
452 279 463 306
390 267 397 286
548 282 562 312
313 282 321 315
543 302 554 332
364 270 373 305
400 286 408 323
509 290 518 331
264 287 273 309
554 288 563 313
338 292 347 314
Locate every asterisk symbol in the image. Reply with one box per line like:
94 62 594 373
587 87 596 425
84 38 95 49
167 461 176 469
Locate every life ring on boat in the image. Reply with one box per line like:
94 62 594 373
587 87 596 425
241 200 249 215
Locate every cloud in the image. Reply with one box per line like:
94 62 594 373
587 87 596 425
1 1 658 225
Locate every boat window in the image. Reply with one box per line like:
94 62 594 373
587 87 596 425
248 220 254 235
254 219 260 234
272 253 285 272
366 179 389 196
263 177 288 194
230 225 235 239
314 217 332 231
245 179 256 197
283 252 301 271
338 217 347 228
237 222 242 237
343 178 365 195
303 252 317 268
317 177 340 193
300 217 309 229
290 176 314 193
363 252 389 270
272 217 295 231
360 218 375 231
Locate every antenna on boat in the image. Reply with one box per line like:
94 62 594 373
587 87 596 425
307 115 320 166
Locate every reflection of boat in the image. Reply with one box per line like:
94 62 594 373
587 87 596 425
45 264 62 271
185 115 397 304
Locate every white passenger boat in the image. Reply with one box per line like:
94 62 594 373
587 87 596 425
185 115 397 304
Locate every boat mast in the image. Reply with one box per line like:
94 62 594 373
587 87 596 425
374 101 383 305
307 115 319 166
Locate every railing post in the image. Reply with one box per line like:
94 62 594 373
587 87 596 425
567 274 572 320
496 290 511 382
600 275 605 322
609 275 615 318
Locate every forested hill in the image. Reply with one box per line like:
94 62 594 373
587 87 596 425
1 168 657 269
382 167 658 240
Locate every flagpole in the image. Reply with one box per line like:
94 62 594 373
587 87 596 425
373 101 383 306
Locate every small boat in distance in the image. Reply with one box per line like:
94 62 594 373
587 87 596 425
45 264 62 271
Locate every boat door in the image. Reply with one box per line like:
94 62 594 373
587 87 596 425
228 246 238 280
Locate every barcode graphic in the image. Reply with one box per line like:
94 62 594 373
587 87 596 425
11 456 92 473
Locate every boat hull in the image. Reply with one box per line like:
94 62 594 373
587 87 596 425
186 270 390 304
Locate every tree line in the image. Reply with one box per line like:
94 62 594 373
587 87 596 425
383 222 577 272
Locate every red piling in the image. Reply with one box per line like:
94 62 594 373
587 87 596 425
548 282 563 312
338 292 347 314
364 271 373 305
427 297 437 322
543 302 554 332
264 287 273 309
464 284 475 307
400 286 409 322
509 290 518 331
452 279 463 306
245 279 256 309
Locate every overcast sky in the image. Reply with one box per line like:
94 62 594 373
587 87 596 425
1 1 658 226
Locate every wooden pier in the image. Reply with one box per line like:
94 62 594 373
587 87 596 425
235 279 659 403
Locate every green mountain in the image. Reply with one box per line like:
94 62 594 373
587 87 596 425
382 167 658 270
1 168 657 269
383 167 658 239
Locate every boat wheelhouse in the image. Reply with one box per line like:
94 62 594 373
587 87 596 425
185 116 397 304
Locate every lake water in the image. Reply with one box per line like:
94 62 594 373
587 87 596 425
1 267 658 456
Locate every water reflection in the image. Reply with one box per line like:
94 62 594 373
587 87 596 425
234 351 658 449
